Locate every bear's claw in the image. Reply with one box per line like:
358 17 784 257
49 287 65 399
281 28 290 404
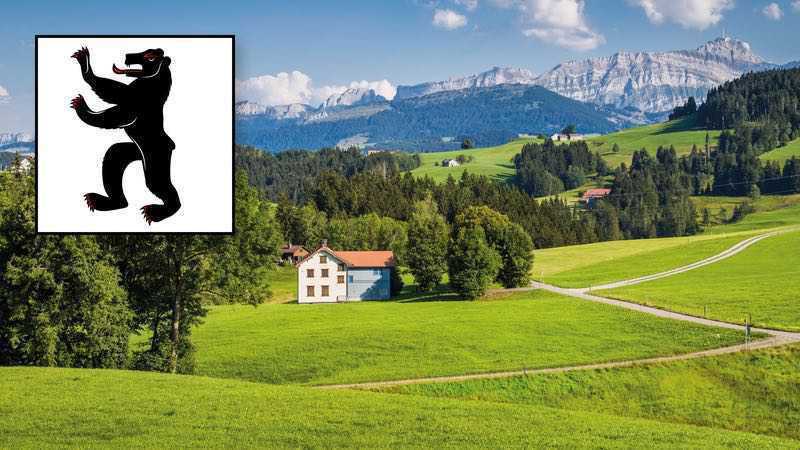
71 46 89 62
70 95 85 110
84 193 98 212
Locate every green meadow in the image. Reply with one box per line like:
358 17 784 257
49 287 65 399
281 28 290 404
409 137 541 183
182 290 744 386
532 233 751 288
533 194 800 288
409 118 723 184
3 367 795 449
601 229 800 331
266 264 297 303
586 117 722 167
383 344 800 442
760 138 800 163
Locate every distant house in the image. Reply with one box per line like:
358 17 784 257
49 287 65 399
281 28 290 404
296 241 396 303
550 133 584 142
12 156 34 173
581 188 611 207
363 149 393 156
443 159 461 167
281 244 309 265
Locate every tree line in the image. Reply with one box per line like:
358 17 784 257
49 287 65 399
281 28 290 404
512 140 608 196
0 168 282 373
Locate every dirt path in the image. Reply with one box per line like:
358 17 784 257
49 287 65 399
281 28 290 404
318 231 800 390
317 334 798 390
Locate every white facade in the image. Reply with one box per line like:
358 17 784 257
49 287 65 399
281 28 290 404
297 249 348 304
550 133 584 141
446 159 461 167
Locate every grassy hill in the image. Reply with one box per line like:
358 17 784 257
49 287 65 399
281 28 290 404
533 195 800 288
383 343 800 442
5 367 796 448
178 290 743 386
409 137 541 183
533 232 753 288
585 116 722 167
600 229 800 331
759 138 800 163
409 117 722 184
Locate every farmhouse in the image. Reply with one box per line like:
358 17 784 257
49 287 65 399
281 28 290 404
581 188 611 207
280 244 309 264
550 133 585 142
297 241 395 303
443 159 461 167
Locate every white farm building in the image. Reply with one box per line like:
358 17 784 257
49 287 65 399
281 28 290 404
296 242 396 304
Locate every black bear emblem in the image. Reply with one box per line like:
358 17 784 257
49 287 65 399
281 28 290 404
71 46 180 224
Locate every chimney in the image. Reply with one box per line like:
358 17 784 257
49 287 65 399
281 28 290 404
321 239 328 248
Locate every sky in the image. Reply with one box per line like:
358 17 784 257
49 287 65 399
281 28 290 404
2 0 800 134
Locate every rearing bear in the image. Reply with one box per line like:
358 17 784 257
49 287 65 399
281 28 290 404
71 46 180 224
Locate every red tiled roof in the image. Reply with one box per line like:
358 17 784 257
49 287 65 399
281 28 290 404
582 188 611 200
295 246 395 268
336 251 395 268
281 245 308 256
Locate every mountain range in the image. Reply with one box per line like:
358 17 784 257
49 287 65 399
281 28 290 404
235 36 798 152
237 85 623 152
0 132 34 153
398 37 792 114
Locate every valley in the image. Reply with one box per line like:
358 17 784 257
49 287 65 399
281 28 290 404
4 16 800 448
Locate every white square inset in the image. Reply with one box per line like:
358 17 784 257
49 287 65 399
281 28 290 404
36 36 234 233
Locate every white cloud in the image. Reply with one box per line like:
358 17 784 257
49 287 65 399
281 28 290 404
348 80 398 100
762 2 783 19
518 0 605 51
236 71 396 107
433 8 469 29
0 85 8 103
630 0 734 30
793 0 800 11
454 0 479 11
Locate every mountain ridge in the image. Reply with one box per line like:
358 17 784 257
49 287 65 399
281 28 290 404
236 84 626 152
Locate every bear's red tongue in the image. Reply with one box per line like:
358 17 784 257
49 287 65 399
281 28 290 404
112 64 143 77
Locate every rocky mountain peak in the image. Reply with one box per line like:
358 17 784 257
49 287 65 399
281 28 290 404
323 88 386 109
695 36 764 65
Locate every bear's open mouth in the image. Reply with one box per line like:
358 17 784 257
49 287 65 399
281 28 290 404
112 63 144 76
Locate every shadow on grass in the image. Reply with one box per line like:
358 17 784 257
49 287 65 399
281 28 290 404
394 283 471 303
654 116 707 135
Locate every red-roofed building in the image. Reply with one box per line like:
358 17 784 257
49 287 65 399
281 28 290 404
581 188 611 207
280 244 310 264
296 241 396 303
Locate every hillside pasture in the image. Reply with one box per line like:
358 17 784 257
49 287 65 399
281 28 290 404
3 367 796 448
183 290 745 386
600 229 800 331
760 138 800 163
586 117 722 167
532 233 752 288
383 343 800 442
533 194 800 287
410 137 541 183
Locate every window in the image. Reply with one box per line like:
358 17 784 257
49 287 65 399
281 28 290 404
306 286 314 297
320 255 327 264
321 285 329 296
337 275 345 284
306 269 314 278
338 264 345 272
321 268 329 278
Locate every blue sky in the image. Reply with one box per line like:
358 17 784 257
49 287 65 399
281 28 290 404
2 0 800 133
